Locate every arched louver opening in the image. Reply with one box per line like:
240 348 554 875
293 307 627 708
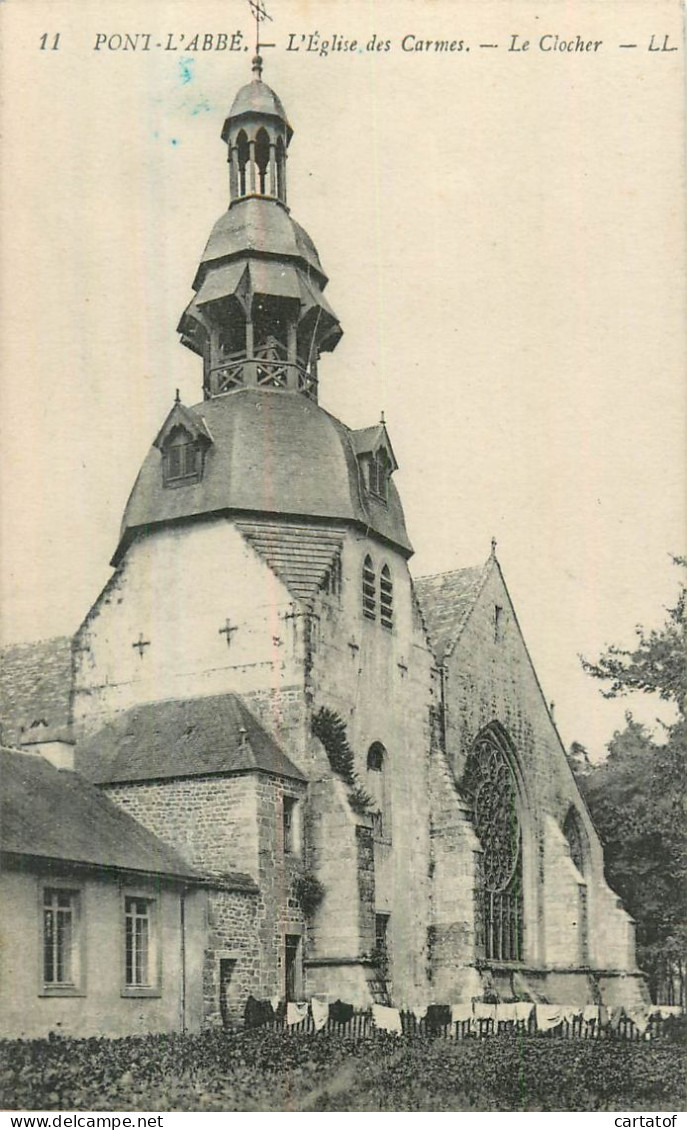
236 130 249 197
362 555 376 620
255 128 270 195
380 565 393 630
461 727 524 962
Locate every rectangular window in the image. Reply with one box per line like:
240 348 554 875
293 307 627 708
494 604 503 642
43 888 79 989
164 441 200 485
123 895 159 995
284 934 301 1002
283 796 298 854
374 913 390 979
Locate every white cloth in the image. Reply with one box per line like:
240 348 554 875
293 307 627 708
582 1005 600 1024
514 1002 534 1023
625 1005 651 1035
451 1002 474 1024
310 996 329 1032
496 1003 518 1023
536 1005 564 1031
410 1004 428 1021
372 1004 402 1035
286 1001 308 1026
269 996 281 1013
656 1004 682 1019
473 1002 497 1021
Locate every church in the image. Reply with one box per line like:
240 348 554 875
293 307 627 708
0 59 646 1039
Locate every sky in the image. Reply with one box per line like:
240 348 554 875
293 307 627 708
1 0 684 759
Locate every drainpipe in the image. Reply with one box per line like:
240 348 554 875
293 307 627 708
180 888 187 1033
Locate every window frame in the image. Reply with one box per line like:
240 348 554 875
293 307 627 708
282 794 301 856
362 554 376 620
380 564 394 630
38 880 85 998
162 427 202 488
121 889 162 998
367 449 391 504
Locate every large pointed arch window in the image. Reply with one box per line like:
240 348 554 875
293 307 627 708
460 727 523 962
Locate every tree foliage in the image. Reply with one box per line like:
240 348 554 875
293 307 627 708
580 556 686 713
577 558 687 1001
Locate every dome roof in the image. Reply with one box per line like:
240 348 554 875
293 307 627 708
194 197 325 289
229 78 289 123
115 390 412 563
223 78 292 142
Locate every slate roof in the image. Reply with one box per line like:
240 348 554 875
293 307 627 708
76 693 306 786
116 388 412 564
414 562 491 663
194 197 324 287
224 78 292 141
0 636 73 747
236 520 343 600
1 747 201 881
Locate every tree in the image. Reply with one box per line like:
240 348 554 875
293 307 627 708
580 555 686 714
579 558 687 1003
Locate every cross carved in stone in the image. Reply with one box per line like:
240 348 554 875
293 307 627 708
132 632 150 658
219 618 239 647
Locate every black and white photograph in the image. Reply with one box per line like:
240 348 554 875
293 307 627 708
0 0 684 1115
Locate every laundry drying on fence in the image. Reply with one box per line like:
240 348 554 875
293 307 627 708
254 997 683 1041
372 1004 403 1035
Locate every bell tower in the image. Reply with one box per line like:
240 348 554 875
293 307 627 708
178 58 343 403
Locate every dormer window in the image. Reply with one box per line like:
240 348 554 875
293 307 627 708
162 427 201 487
368 449 391 502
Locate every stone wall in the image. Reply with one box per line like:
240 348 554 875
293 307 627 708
72 519 303 735
442 561 638 977
427 746 483 1000
102 771 307 1023
305 531 436 1006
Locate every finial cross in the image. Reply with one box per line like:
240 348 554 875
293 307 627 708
219 618 239 647
247 0 274 59
132 632 150 658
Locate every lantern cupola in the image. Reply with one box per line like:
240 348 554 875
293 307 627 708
178 58 342 403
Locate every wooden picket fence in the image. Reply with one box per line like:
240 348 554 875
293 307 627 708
261 1007 684 1043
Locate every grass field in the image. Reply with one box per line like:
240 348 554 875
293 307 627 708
1 1028 685 1112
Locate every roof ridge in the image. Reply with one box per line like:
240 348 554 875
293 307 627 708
415 563 484 584
443 558 495 661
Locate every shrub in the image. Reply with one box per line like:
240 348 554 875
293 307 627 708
311 707 373 814
293 872 326 916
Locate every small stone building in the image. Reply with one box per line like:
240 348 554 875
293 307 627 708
0 61 646 1037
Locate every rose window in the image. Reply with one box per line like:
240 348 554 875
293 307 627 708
461 729 524 962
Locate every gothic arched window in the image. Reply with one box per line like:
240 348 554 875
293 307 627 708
380 565 393 630
367 742 391 845
236 130 249 196
460 727 523 962
362 555 376 620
